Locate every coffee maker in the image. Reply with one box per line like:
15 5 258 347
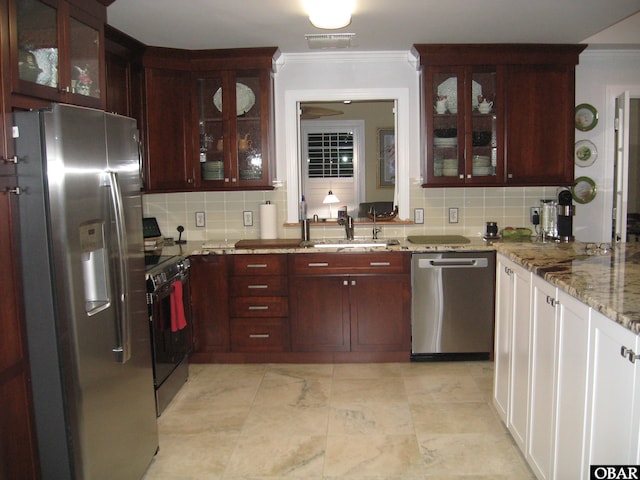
556 189 575 242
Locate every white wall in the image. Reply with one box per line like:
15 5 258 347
273 51 421 223
574 48 640 242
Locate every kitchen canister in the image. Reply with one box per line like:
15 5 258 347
259 201 278 239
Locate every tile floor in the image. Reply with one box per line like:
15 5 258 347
142 361 535 479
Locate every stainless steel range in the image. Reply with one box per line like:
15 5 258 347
145 254 192 415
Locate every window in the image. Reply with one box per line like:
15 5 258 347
306 131 354 178
301 120 364 218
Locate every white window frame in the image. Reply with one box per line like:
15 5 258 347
300 119 365 218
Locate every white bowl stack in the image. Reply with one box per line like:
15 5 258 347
472 155 492 176
202 161 224 180
441 158 458 177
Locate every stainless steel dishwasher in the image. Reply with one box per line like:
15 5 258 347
411 251 495 360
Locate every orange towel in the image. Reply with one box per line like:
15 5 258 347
170 281 187 332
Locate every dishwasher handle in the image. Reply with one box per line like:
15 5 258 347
417 257 489 269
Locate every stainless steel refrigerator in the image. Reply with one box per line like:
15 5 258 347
14 104 158 479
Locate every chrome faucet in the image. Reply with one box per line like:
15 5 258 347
338 214 355 240
371 207 381 240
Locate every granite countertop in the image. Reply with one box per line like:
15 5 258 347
193 236 495 254
163 236 640 335
497 241 640 334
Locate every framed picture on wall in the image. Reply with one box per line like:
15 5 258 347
377 127 395 188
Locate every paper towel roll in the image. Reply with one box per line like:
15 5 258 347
259 202 278 239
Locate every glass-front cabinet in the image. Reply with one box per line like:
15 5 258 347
426 65 503 186
195 68 273 189
11 0 104 108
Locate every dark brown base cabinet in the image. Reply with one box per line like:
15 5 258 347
228 254 290 353
189 252 412 363
189 254 230 359
289 252 411 355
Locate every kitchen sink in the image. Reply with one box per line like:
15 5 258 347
308 239 400 248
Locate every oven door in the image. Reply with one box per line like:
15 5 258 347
149 271 192 388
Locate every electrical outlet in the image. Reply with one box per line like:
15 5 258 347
530 207 540 224
414 208 424 224
449 207 459 224
195 211 206 227
243 210 253 226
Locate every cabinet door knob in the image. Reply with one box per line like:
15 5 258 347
621 346 632 358
1 156 18 164
5 187 21 195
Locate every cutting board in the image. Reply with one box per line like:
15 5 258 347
407 235 470 245
235 239 302 249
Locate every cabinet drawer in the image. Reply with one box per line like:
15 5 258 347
230 276 288 297
229 296 289 317
230 254 287 276
292 252 408 275
230 318 289 352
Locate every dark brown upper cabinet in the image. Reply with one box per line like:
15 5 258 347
414 44 586 187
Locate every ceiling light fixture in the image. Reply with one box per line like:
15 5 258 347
304 0 354 29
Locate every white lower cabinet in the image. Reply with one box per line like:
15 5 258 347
528 275 558 480
493 254 532 450
584 309 640 470
494 256 516 423
508 261 532 452
553 292 590 480
494 254 592 480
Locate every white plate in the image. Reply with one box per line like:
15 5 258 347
574 140 597 167
434 138 458 146
437 77 482 112
213 82 256 116
472 167 493 175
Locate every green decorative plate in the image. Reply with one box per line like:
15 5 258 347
572 176 597 204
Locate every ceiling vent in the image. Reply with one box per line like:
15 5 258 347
305 33 356 50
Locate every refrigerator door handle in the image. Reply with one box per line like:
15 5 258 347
108 171 131 363
136 135 145 188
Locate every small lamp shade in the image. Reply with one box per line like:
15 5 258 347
323 189 340 218
323 190 340 204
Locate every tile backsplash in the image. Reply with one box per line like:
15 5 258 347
142 180 560 243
